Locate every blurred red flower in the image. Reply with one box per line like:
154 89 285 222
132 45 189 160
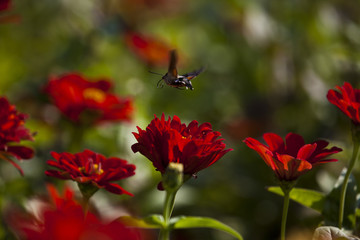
0 0 20 24
244 133 342 181
45 149 136 196
6 185 141 240
125 31 173 67
0 97 34 175
44 73 133 124
0 0 10 11
327 82 360 125
132 114 232 186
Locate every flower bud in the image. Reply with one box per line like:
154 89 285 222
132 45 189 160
162 162 184 192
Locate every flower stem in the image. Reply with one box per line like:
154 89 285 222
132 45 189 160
280 189 291 240
158 189 178 240
338 139 360 229
69 124 84 153
82 195 90 217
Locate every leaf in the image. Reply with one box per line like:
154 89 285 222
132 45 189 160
323 167 357 230
312 226 359 240
118 214 164 229
170 216 243 240
267 186 325 212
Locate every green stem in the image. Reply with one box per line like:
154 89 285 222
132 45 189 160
82 195 90 217
280 190 291 240
69 124 85 153
338 139 360 229
158 190 178 240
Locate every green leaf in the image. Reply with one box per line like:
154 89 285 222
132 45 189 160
170 216 243 240
267 186 325 212
323 168 357 230
118 214 164 229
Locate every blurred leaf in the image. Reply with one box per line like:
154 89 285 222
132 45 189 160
267 186 325 212
323 168 357 230
170 216 243 240
312 226 358 240
118 214 164 229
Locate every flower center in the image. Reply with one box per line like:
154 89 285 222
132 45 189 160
182 135 192 139
83 88 106 103
78 163 104 175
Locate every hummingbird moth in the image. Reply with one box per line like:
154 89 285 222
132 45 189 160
150 50 204 90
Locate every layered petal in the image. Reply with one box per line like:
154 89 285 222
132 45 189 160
45 150 136 196
44 73 133 124
327 82 360 124
131 114 232 186
0 97 34 174
244 132 342 181
6 185 141 240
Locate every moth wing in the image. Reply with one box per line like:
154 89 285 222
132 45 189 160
183 66 205 80
167 50 178 78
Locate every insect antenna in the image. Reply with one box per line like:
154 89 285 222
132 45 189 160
148 70 163 76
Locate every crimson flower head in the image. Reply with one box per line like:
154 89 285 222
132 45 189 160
131 114 232 187
0 97 34 175
244 133 342 182
6 185 141 240
0 0 10 11
125 31 172 67
0 0 20 24
45 149 136 196
327 82 360 125
44 73 133 125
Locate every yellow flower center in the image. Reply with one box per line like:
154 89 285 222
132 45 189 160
182 135 192 139
83 88 106 103
78 163 104 175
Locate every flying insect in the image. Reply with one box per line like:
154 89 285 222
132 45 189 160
150 50 204 90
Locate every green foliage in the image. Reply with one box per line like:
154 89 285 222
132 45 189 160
171 216 243 240
267 186 325 213
119 215 243 240
323 168 357 230
119 215 165 229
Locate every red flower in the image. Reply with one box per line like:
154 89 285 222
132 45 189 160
244 133 342 181
0 97 34 175
0 0 10 11
6 185 141 240
327 82 360 125
125 31 173 67
44 73 133 124
45 149 136 196
0 0 20 24
131 114 232 185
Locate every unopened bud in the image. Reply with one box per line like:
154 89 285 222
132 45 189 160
162 162 184 192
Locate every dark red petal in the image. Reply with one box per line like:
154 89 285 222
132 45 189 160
285 133 305 156
6 146 34 159
244 137 276 170
297 144 316 160
45 170 69 179
263 133 285 152
104 183 133 196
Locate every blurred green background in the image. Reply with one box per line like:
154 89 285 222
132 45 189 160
1 0 360 239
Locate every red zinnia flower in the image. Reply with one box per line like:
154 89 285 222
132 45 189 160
44 73 133 124
244 133 342 181
0 97 34 175
131 114 232 186
125 31 173 67
0 0 10 11
327 82 360 125
45 149 136 196
0 0 20 24
6 185 141 240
